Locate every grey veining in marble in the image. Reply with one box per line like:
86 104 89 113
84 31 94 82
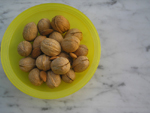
0 0 150 113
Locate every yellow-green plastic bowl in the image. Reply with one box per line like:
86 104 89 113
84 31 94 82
1 3 101 99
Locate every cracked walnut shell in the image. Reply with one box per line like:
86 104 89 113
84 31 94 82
72 56 89 72
51 57 70 74
62 69 76 83
65 28 83 41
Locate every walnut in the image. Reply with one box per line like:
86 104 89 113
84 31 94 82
59 52 73 64
51 57 70 74
23 22 38 41
36 55 51 71
49 32 63 43
37 18 51 34
62 69 76 83
28 68 43 86
72 56 89 72
17 41 32 57
51 15 70 33
74 45 88 56
41 38 61 56
46 71 61 88
59 52 70 59
19 57 35 72
61 36 80 53
65 28 82 40
33 35 47 49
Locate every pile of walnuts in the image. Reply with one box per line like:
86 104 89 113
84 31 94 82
18 15 89 88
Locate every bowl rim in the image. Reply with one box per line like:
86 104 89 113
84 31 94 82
1 3 101 99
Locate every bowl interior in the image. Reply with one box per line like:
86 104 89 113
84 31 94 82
9 9 94 92
2 3 100 99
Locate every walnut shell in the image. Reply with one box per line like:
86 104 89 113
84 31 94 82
46 71 61 88
61 36 80 53
33 35 47 49
41 38 61 56
37 18 51 34
74 45 88 56
17 41 32 57
28 68 43 86
59 52 70 59
19 57 35 72
36 55 51 71
59 52 72 64
51 57 70 74
65 28 83 40
62 69 76 83
49 32 63 43
72 56 89 72
51 15 70 33
23 22 38 41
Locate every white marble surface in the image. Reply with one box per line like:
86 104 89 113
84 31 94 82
0 0 150 113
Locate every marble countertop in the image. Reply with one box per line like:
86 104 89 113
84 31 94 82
0 0 150 113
